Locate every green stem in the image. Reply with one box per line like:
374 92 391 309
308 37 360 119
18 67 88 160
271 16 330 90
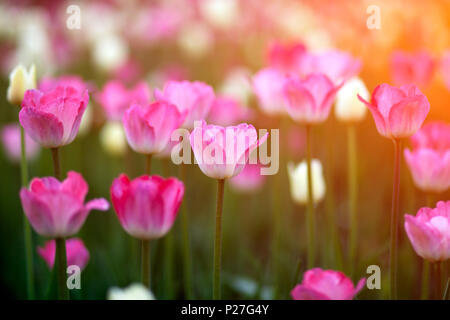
421 260 430 299
55 238 68 300
305 125 315 269
51 148 61 180
20 125 34 300
164 231 175 298
389 139 402 300
179 164 192 299
146 154 152 175
141 239 151 288
271 172 281 299
348 125 358 276
213 179 225 300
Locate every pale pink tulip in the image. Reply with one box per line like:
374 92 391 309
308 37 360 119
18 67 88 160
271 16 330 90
123 101 186 155
110 174 184 239
39 75 90 94
207 96 252 126
390 51 435 87
404 201 450 262
229 163 266 192
19 86 89 148
38 238 89 270
97 80 151 121
283 73 340 124
20 171 109 238
411 121 450 151
252 68 288 115
358 84 430 139
190 121 268 179
291 268 366 300
154 80 215 129
1 124 39 162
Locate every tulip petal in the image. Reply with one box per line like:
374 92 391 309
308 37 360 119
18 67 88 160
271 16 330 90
19 107 64 148
20 188 55 237
357 94 388 137
291 285 330 300
404 214 441 261
388 95 430 138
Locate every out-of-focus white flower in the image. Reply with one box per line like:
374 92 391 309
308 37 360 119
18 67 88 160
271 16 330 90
78 104 93 136
107 283 155 300
7 64 36 105
220 68 253 106
99 121 127 156
92 33 129 72
200 0 239 29
335 77 369 122
178 23 213 58
287 160 326 205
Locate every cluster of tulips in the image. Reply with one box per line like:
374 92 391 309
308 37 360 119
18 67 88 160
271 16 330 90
3 39 450 300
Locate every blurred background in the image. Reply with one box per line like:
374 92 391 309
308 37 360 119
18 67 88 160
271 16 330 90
0 0 449 299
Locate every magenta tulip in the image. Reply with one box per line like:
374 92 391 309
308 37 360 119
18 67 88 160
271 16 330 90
358 84 430 139
39 75 90 94
266 41 306 73
252 67 288 115
283 73 340 124
390 51 435 88
19 86 89 148
19 171 109 238
404 201 450 262
189 121 268 180
1 124 39 162
123 101 186 155
411 121 450 151
291 268 366 300
110 174 184 239
38 238 89 270
97 80 151 121
154 80 215 129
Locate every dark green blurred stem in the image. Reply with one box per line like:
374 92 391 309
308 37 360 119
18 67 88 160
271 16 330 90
271 172 281 299
305 125 315 269
389 139 402 300
180 164 193 299
347 125 358 276
55 237 68 300
161 158 174 298
421 260 430 299
213 179 225 300
145 154 152 175
141 239 151 288
434 262 441 300
51 148 61 180
20 125 34 300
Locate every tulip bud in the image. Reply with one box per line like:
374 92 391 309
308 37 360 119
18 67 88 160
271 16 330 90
335 77 369 122
99 121 127 156
287 160 326 205
107 283 155 300
7 64 36 105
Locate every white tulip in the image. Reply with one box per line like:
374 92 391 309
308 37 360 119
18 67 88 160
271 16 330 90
92 33 128 72
200 0 238 29
335 77 369 122
287 160 326 205
99 121 127 156
107 283 155 300
178 23 213 59
7 64 36 105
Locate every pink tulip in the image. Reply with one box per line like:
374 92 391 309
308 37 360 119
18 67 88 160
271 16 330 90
404 201 450 262
441 51 450 90
189 121 268 179
154 80 215 129
390 51 435 88
97 80 151 121
252 67 288 115
410 121 450 151
20 171 109 238
404 122 450 193
207 96 252 126
283 73 340 124
123 101 186 155
266 41 307 73
38 238 89 270
229 163 266 192
19 86 89 148
39 75 90 94
291 268 366 300
299 50 361 86
1 124 40 162
358 84 430 139
110 174 184 239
